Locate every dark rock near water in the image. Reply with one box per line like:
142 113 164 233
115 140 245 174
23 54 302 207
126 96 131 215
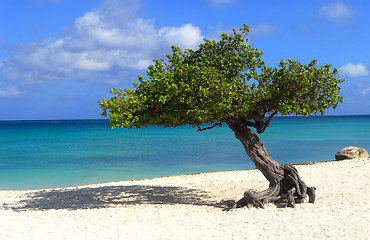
335 146 369 160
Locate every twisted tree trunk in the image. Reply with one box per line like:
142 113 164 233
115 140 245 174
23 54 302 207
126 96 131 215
226 119 316 208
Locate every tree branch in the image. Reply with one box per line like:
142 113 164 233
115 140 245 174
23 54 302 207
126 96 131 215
197 122 222 132
251 112 266 134
245 121 258 129
264 109 278 127
247 109 278 134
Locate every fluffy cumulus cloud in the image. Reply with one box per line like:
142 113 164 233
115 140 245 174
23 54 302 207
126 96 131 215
159 24 203 50
319 1 355 23
339 62 370 77
0 0 203 98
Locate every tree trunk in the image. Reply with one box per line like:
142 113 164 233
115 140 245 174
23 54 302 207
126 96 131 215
226 119 316 208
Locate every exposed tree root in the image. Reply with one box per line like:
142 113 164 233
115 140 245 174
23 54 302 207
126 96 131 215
234 164 316 209
225 121 317 209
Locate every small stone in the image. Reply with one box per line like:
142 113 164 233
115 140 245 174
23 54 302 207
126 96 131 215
335 146 369 160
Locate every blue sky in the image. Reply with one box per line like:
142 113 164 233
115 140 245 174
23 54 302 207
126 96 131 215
1 0 369 120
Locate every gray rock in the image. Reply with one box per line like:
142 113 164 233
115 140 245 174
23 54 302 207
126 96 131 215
335 146 369 160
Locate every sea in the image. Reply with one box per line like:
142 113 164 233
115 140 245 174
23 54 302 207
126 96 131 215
0 115 369 190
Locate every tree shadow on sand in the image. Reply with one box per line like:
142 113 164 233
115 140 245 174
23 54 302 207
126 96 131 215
4 185 228 211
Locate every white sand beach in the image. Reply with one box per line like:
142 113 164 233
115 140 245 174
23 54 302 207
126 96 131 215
0 158 369 240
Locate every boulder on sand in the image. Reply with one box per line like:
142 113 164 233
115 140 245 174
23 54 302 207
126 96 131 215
335 146 369 160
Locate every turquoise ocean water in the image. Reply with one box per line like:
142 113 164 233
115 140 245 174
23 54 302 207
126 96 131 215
0 115 369 190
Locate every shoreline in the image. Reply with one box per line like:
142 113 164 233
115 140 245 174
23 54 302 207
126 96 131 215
0 158 367 196
0 158 369 239
0 158 355 192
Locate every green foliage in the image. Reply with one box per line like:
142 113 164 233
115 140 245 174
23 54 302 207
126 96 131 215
99 24 344 131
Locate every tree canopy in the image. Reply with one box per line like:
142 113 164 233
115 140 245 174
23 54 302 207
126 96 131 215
99 24 344 133
99 24 344 208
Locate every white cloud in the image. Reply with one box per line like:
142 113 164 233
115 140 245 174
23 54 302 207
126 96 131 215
0 0 204 97
354 82 370 98
159 24 203 50
339 62 370 77
0 86 20 98
361 87 370 96
31 0 66 3
249 23 280 39
207 0 236 6
211 0 234 3
319 1 355 22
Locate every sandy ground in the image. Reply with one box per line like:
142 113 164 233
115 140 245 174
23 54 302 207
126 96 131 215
0 158 369 240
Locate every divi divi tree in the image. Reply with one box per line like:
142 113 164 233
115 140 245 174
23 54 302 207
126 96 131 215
99 25 344 208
